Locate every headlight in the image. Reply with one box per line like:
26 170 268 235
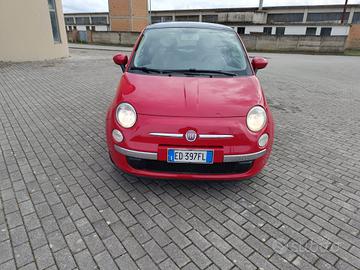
116 103 137 128
246 106 267 132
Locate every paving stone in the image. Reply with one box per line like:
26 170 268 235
143 239 167 264
123 236 146 260
34 244 55 270
94 250 118 270
115 253 139 270
14 242 34 268
10 225 28 246
84 233 106 256
54 248 77 270
65 231 86 253
0 240 13 264
183 244 211 269
136 255 158 270
164 243 190 268
103 235 126 258
1 48 360 270
74 249 97 270
205 247 233 270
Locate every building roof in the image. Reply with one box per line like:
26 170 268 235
64 12 108 16
152 4 359 14
146 21 233 31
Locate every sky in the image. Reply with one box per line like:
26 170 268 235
62 0 360 13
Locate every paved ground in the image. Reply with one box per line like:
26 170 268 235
68 43 133 52
0 48 360 270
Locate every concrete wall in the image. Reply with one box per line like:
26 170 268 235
68 30 351 53
0 0 68 62
241 35 347 52
68 31 140 46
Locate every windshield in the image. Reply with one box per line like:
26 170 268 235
130 27 252 76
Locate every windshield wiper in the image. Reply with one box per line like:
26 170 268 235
130 66 163 74
162 69 237 77
130 67 237 77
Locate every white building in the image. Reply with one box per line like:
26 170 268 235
64 12 110 32
151 4 360 37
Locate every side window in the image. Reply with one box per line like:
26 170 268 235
48 0 61 43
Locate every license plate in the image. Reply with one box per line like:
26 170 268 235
167 149 214 164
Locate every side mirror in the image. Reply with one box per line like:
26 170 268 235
113 54 128 72
251 57 268 73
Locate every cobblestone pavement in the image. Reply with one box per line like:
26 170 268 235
1 48 360 270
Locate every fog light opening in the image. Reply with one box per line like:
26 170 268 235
258 133 269 148
112 129 124 143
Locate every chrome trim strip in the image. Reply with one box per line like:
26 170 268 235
199 134 234 139
149 133 233 139
149 133 183 138
223 149 267 162
114 145 157 160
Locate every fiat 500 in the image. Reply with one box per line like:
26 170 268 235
106 22 274 180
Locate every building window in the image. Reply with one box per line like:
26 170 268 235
306 27 317 36
74 26 77 30
151 16 161 24
91 26 96 31
48 0 61 42
320 27 332 36
263 27 272 35
86 26 90 31
175 15 199 22
65 17 75 25
161 16 173 22
275 27 285 36
352 12 360 23
307 12 349 22
267 13 304 23
237 27 245 35
91 16 108 25
202 15 218 23
68 26 72 31
76 17 91 25
151 16 172 24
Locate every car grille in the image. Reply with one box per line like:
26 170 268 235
126 157 253 175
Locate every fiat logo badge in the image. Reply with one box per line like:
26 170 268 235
185 130 197 142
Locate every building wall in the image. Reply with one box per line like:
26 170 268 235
346 24 360 49
69 25 109 32
237 25 349 36
64 13 110 32
0 0 68 62
109 0 148 32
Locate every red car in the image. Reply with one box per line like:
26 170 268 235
106 22 273 180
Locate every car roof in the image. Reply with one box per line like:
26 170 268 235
146 22 234 31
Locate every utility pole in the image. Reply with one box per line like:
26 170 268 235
148 0 152 24
340 0 348 24
259 0 264 10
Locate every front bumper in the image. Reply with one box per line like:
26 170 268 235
109 144 271 180
114 145 267 162
106 113 273 180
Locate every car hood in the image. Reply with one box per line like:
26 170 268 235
116 73 265 117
